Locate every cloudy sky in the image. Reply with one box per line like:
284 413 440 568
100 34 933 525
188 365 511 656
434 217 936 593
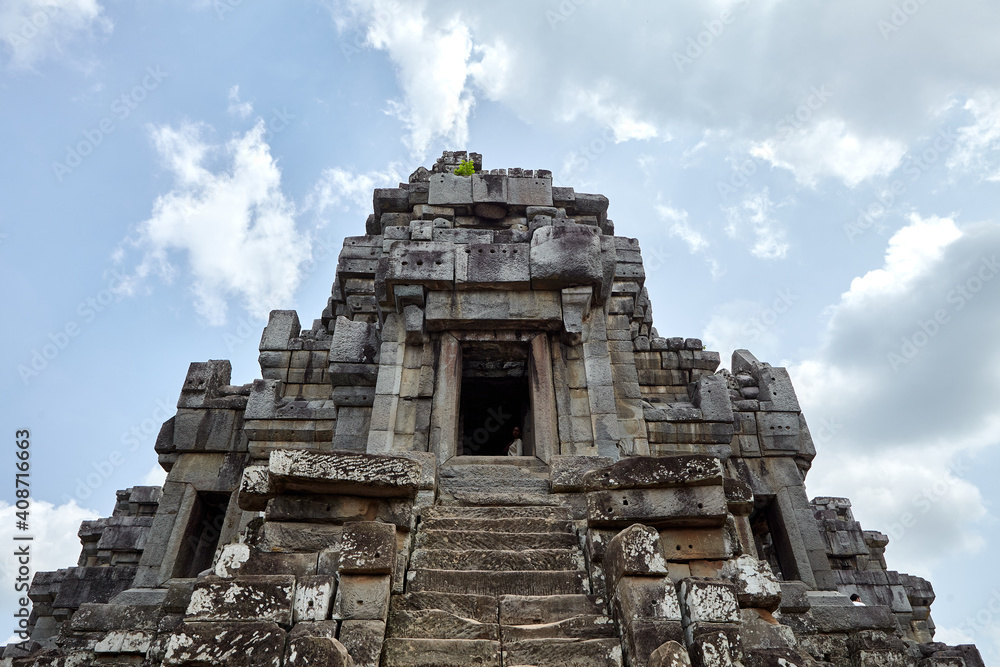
2 0 1000 656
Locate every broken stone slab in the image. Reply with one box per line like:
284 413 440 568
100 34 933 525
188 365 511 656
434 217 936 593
284 635 355 667
93 629 155 654
424 289 563 330
268 450 421 498
604 524 669 586
162 621 286 667
720 555 782 612
339 521 398 575
185 575 296 626
389 609 499 640
70 602 162 631
583 455 724 491
381 638 501 667
586 487 729 528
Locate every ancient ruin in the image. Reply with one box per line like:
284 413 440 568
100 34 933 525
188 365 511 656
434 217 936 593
9 151 984 666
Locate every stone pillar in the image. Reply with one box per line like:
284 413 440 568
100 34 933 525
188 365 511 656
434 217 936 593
429 333 461 464
528 334 558 464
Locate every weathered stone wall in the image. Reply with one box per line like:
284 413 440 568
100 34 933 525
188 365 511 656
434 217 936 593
9 151 984 667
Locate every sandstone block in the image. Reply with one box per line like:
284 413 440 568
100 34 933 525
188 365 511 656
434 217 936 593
679 579 740 625
332 574 391 620
530 223 603 291
720 555 782 612
428 173 473 205
284 636 354 667
268 450 421 497
649 640 693 666
508 176 553 206
185 575 295 626
605 524 669 585
162 621 285 667
587 486 728 528
339 619 386 667
340 521 398 574
584 455 724 491
615 575 682 622
294 575 335 622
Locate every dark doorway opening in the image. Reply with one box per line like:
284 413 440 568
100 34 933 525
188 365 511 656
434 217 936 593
172 491 229 578
458 341 531 456
749 498 799 581
460 377 528 455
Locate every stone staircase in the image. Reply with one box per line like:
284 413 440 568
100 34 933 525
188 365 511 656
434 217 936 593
382 504 623 667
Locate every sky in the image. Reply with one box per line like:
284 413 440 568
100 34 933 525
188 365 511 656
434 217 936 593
1 0 1000 657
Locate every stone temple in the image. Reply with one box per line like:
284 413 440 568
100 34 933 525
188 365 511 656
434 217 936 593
11 151 984 666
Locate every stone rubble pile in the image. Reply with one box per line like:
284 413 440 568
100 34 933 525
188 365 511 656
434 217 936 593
8 151 983 667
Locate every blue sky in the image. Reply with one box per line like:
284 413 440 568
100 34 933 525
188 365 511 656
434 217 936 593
2 0 1000 657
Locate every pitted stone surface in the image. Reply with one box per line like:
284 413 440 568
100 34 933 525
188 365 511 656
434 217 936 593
269 450 421 497
584 455 724 491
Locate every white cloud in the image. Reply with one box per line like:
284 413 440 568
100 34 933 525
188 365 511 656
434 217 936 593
357 1 479 158
751 118 906 188
790 214 1000 571
227 84 253 119
306 163 404 218
656 203 708 253
116 120 312 325
724 187 789 260
0 500 100 632
948 89 1000 182
0 0 112 70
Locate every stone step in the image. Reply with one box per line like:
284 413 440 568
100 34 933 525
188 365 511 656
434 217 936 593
387 609 499 640
499 594 609 625
407 569 589 597
382 638 501 667
415 530 579 551
410 548 584 572
501 615 617 641
390 591 497 624
502 638 623 667
419 517 577 533
420 505 573 520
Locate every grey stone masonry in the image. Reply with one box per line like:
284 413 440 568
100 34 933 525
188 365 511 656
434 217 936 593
13 152 982 667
